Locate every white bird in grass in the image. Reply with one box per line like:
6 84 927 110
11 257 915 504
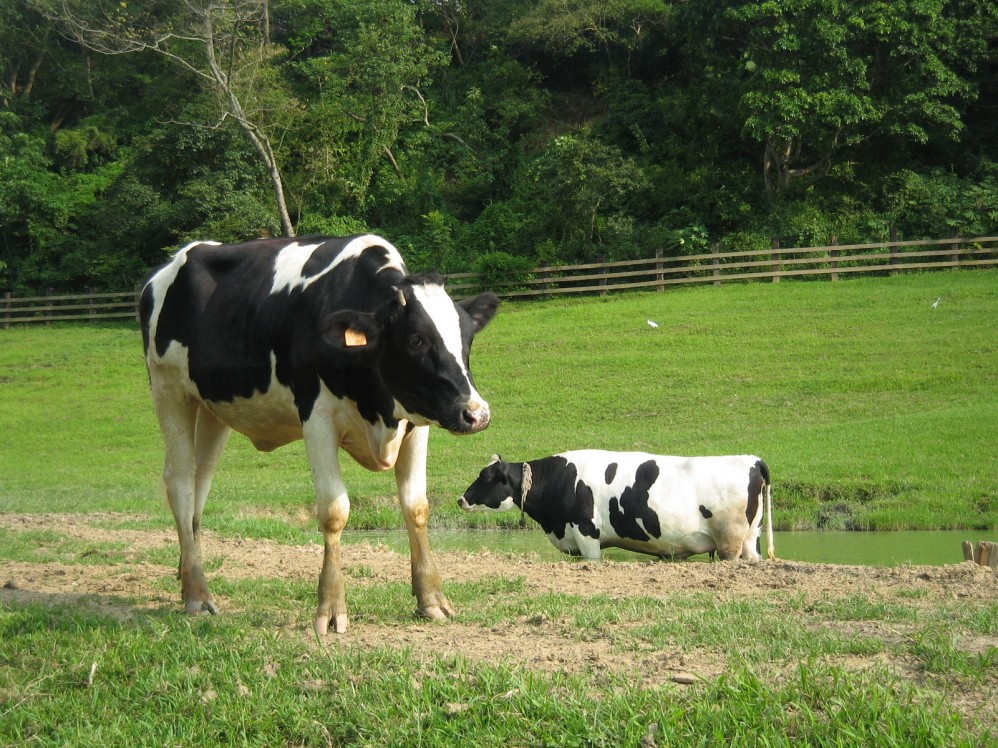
647 319 659 328
931 297 940 309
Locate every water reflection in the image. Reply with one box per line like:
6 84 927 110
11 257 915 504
344 529 998 567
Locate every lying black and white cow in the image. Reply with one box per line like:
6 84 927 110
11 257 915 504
459 451 774 561
140 234 499 634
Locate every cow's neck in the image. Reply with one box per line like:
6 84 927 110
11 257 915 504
517 457 570 529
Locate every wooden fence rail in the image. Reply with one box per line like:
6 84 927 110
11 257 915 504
1 288 141 327
447 235 998 298
2 236 996 326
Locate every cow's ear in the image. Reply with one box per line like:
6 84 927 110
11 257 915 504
322 310 382 352
459 292 500 332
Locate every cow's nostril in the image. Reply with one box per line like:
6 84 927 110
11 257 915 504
456 402 489 433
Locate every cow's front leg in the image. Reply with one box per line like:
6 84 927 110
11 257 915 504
573 529 603 562
304 420 351 636
396 425 453 621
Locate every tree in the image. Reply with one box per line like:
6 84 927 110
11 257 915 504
508 0 668 62
279 0 448 222
50 0 297 235
674 0 992 202
516 131 649 261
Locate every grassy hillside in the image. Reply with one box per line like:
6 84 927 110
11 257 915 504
1 270 995 535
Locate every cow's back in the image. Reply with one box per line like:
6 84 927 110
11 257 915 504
140 235 407 423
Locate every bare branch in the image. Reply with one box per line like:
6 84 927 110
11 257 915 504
46 0 295 236
403 84 431 127
383 146 402 178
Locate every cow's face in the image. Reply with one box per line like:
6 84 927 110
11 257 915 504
324 277 499 434
458 456 519 511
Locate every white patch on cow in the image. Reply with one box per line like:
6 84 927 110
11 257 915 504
411 284 480 404
269 241 325 294
145 241 221 346
270 235 407 295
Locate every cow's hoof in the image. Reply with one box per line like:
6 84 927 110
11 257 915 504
185 599 218 615
415 604 452 622
314 613 349 636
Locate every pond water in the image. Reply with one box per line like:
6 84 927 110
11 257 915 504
345 528 998 567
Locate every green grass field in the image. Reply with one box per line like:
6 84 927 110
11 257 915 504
2 595 992 746
2 270 996 746
1 270 995 535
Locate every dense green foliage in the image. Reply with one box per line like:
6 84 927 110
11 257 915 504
1 0 995 293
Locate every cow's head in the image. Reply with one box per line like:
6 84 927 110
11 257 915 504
324 274 499 434
458 455 521 511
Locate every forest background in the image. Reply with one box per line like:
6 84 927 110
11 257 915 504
1 0 995 295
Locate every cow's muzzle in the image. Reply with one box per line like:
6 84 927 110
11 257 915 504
450 401 490 434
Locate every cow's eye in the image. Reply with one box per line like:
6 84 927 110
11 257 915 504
407 333 425 350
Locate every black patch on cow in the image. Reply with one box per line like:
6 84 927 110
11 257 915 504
699 505 713 519
746 459 769 525
516 457 600 542
608 460 662 541
573 480 600 540
604 463 617 484
299 239 343 279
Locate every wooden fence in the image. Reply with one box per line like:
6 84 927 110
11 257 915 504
1 288 141 327
2 235 996 326
447 235 998 299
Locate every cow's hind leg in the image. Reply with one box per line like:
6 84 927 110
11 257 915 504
396 426 454 621
715 523 749 560
153 386 217 614
191 405 230 560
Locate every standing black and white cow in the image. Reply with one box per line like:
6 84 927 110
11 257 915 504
459 451 775 561
140 234 499 635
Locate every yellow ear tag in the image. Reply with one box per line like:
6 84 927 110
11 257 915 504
344 329 368 347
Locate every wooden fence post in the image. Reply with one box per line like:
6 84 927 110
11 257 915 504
712 245 721 286
829 236 839 282
45 288 54 323
2 291 10 329
771 238 782 282
598 253 607 297
135 282 143 322
88 287 97 322
655 247 664 292
962 540 998 570
889 227 899 276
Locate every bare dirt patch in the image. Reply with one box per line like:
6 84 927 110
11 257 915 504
2 512 996 719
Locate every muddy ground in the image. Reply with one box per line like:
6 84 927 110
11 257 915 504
2 513 996 726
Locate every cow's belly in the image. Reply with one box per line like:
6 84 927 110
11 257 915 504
205 393 303 452
603 531 716 559
596 496 717 558
547 529 583 557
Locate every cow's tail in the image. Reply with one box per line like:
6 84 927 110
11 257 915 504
765 480 775 560
757 458 776 560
